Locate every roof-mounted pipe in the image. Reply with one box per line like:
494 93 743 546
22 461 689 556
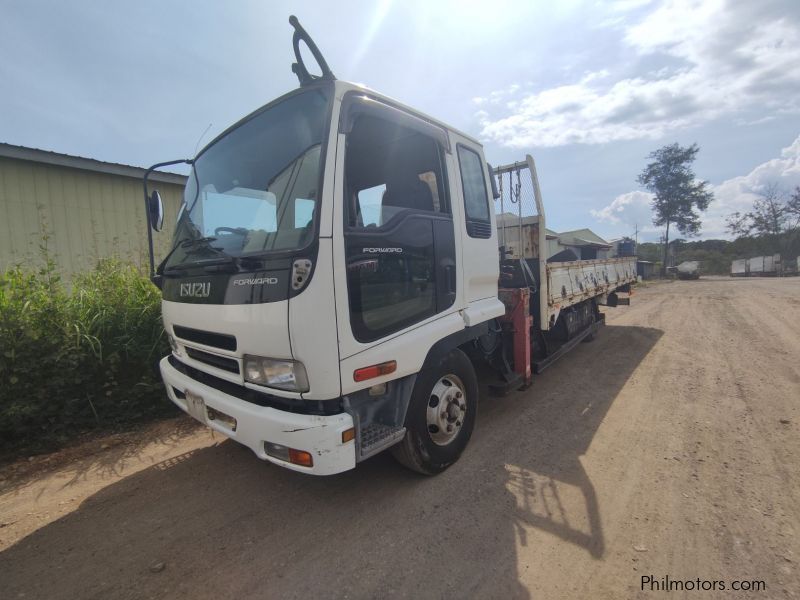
289 15 336 86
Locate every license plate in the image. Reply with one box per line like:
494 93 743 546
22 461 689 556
184 390 207 422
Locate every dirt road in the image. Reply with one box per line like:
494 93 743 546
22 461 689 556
1 277 798 599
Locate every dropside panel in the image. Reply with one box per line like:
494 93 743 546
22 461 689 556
547 257 637 313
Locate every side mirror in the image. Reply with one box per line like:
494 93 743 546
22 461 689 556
148 190 164 232
487 163 501 199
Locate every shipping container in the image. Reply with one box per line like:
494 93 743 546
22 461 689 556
748 256 765 275
763 254 781 275
731 258 747 277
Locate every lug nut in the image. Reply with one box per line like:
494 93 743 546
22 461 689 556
446 424 453 432
455 391 462 399
456 420 462 427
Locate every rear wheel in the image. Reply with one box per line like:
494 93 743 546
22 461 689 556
582 322 597 342
581 302 599 343
391 349 478 475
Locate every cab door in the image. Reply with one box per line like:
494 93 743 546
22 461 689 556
344 213 455 343
451 138 500 304
332 94 464 391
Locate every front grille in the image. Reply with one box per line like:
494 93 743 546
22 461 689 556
173 325 237 352
168 355 343 416
185 347 240 374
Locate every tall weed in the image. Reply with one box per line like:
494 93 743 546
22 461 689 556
0 256 174 455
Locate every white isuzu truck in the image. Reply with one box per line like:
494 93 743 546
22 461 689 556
143 17 636 475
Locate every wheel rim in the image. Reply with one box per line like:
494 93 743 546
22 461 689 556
425 374 467 446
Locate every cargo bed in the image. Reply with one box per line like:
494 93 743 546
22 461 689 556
493 157 637 332
546 256 637 313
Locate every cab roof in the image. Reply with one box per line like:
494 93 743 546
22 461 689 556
334 80 484 148
196 79 484 162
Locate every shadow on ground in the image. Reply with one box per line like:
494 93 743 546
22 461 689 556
0 416 199 497
0 324 662 600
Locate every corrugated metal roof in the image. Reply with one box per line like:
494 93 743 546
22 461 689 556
557 228 610 247
571 237 611 248
0 143 188 186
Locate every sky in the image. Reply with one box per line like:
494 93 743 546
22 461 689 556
1 0 799 241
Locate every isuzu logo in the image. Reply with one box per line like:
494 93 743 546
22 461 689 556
362 247 403 253
233 277 279 286
180 282 211 298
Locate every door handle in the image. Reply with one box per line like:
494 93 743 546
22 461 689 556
444 264 456 295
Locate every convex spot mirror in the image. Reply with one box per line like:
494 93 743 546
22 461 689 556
148 190 164 232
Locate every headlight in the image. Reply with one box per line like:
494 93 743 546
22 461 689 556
244 356 309 392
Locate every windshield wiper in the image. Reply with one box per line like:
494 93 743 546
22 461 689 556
162 235 216 261
159 237 227 275
202 258 240 273
163 259 236 276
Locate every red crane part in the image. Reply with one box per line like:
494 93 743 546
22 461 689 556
498 287 533 388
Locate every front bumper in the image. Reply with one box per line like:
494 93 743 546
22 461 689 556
160 356 356 475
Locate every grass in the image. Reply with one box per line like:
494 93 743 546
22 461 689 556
0 244 176 457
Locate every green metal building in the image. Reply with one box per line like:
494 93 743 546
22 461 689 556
0 143 186 278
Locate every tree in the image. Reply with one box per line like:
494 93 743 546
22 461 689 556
726 184 800 254
727 183 787 238
790 185 800 219
637 143 714 275
790 186 800 236
668 237 686 266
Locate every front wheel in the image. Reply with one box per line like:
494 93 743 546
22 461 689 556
391 349 478 475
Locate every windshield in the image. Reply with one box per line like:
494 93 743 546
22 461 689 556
164 87 331 270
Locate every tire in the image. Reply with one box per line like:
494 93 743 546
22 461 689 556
391 348 478 475
581 305 599 343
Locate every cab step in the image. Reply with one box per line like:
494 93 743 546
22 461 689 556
359 423 406 460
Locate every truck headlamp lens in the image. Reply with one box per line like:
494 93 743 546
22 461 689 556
243 356 309 392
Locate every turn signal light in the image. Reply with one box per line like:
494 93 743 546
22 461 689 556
353 360 397 382
265 442 314 468
342 428 355 443
288 448 314 467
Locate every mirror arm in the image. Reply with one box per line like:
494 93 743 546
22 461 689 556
143 159 192 282
487 163 501 199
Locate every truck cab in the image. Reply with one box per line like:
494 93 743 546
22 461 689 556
154 66 505 474
146 17 634 476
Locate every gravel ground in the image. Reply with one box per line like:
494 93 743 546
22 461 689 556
0 276 798 599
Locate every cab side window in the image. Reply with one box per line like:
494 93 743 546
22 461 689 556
346 114 449 228
457 145 492 238
343 112 455 342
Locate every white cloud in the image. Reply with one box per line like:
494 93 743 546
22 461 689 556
591 190 655 229
477 0 800 147
608 0 655 12
592 134 800 238
702 134 800 236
